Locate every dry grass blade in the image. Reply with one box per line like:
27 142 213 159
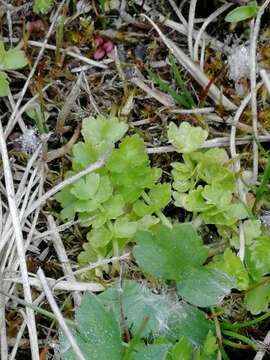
142 14 237 111
37 268 86 360
0 121 39 359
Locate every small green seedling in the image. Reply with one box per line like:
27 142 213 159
225 1 260 23
0 42 28 97
33 0 54 14
146 54 196 109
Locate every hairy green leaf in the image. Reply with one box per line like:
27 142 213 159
209 249 249 290
133 224 208 281
177 267 234 307
99 280 176 336
61 293 123 359
246 236 270 281
244 279 270 315
167 303 214 346
134 344 169 360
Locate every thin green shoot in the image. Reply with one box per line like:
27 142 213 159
123 317 149 360
0 288 75 327
222 310 270 330
168 53 196 108
146 67 191 108
222 330 257 350
253 137 270 205
99 0 106 11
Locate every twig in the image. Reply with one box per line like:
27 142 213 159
56 73 83 134
46 125 81 162
147 134 270 154
47 215 82 306
0 121 39 359
193 3 232 62
249 0 270 182
70 253 130 277
0 272 8 360
253 331 270 360
37 268 86 360
260 69 270 95
5 276 104 293
168 0 188 27
131 78 174 107
188 0 197 58
168 107 215 114
142 15 237 111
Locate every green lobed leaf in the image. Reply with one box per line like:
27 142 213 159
203 331 218 356
243 219 262 245
33 0 54 14
61 293 123 359
177 267 234 307
225 2 260 23
197 162 235 190
99 280 177 337
244 279 270 315
202 184 232 207
202 203 248 226
133 184 171 217
107 134 149 172
72 142 98 171
87 226 112 248
112 216 138 238
133 224 208 281
246 236 270 281
0 71 9 96
74 293 123 359
184 187 214 212
209 249 249 290
168 122 208 154
82 116 128 147
167 303 214 346
168 337 193 360
190 148 229 165
134 344 170 360
2 48 28 70
107 135 161 203
71 173 100 200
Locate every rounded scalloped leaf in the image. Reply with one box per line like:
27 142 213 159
177 267 234 307
244 279 270 315
82 116 128 147
168 122 208 154
133 224 208 281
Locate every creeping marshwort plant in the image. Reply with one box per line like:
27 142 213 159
56 116 270 359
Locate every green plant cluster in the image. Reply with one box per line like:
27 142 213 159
60 263 220 360
60 223 270 359
0 42 28 97
169 122 249 226
33 0 54 14
55 116 171 272
56 116 270 359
